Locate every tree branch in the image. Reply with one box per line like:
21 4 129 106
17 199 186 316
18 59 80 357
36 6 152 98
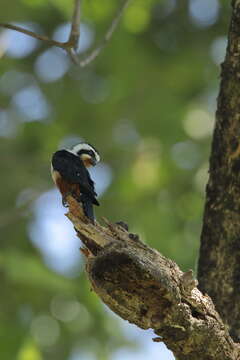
0 23 66 49
198 0 240 342
0 0 131 66
69 0 81 50
77 0 132 67
65 196 239 360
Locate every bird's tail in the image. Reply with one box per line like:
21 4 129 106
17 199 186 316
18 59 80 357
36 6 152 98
80 194 95 222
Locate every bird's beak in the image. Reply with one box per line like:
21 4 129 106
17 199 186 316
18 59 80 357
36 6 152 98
90 158 97 166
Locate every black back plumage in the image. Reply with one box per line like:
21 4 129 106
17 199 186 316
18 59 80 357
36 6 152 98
52 150 99 206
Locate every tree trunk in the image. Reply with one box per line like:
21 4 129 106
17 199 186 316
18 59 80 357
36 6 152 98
198 0 240 342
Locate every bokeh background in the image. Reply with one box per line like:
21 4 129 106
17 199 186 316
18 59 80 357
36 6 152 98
0 0 230 359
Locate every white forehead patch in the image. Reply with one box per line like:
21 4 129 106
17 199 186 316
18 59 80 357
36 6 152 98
71 143 100 163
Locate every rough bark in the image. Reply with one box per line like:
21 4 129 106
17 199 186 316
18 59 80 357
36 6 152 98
198 0 240 341
66 196 240 360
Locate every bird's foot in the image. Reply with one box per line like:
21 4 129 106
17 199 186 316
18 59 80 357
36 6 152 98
62 192 72 207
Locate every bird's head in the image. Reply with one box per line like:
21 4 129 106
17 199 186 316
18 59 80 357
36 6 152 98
71 143 100 168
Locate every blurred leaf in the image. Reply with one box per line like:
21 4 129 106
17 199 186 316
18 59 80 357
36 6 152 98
17 340 42 360
0 251 76 293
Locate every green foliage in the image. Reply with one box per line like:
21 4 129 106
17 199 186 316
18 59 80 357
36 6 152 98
0 251 76 292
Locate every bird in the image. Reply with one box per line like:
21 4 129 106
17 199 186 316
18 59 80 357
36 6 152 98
51 142 100 222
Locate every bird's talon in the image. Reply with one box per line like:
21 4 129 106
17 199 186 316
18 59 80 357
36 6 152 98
62 192 72 207
62 199 68 207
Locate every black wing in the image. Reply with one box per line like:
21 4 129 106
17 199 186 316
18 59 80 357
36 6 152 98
52 150 99 205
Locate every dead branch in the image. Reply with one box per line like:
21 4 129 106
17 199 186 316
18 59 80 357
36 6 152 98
65 196 240 360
